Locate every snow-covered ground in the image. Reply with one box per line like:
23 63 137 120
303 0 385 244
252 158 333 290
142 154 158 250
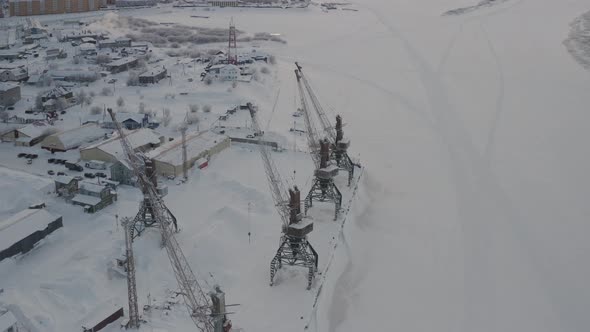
2 0 590 331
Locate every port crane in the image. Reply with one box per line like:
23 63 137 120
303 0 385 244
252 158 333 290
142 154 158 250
108 109 228 331
295 68 342 220
247 103 318 289
295 62 357 186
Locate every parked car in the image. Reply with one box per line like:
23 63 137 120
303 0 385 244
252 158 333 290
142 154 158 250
47 170 55 175
95 172 107 178
85 160 106 170
57 172 65 176
84 173 96 178
30 154 38 159
58 159 66 164
48 158 55 163
18 153 27 158
246 134 255 139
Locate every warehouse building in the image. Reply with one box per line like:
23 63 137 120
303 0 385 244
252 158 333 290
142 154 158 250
41 123 107 152
0 82 21 107
105 57 138 74
13 123 50 146
80 128 163 163
139 66 167 84
0 206 63 262
146 131 230 177
9 0 101 17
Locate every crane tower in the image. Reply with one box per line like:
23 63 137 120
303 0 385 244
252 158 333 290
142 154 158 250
295 62 358 186
247 103 318 289
107 108 231 331
295 68 342 220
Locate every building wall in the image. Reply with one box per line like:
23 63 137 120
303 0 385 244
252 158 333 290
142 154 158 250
9 0 100 16
0 85 21 107
0 216 63 262
110 161 134 186
153 136 230 177
40 134 66 151
80 147 117 163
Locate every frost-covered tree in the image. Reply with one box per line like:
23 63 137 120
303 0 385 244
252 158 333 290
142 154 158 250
117 96 125 107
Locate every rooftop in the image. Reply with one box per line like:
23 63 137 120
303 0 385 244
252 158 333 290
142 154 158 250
147 131 227 165
107 57 138 67
72 194 102 206
0 208 61 253
82 128 162 161
55 175 76 185
47 124 107 150
79 180 107 194
0 310 17 330
0 82 19 92
17 123 49 138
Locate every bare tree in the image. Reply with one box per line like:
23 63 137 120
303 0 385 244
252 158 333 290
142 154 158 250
96 54 112 64
101 87 112 96
116 96 125 107
260 66 270 74
55 98 68 111
90 106 102 115
0 112 9 123
268 55 276 65
232 81 238 89
162 108 172 127
203 104 212 113
186 112 199 125
35 93 44 110
76 89 87 106
127 71 140 86
189 104 199 113
138 102 146 114
204 76 213 85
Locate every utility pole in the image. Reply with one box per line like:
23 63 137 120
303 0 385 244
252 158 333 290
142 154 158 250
181 125 188 181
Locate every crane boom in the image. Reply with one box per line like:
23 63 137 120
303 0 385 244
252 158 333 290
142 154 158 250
295 69 322 169
247 103 290 229
295 62 337 143
107 109 214 331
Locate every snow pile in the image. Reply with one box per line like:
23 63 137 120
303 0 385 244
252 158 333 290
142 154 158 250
564 9 590 70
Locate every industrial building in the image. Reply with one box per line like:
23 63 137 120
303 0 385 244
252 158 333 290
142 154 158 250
13 123 50 146
139 66 167 84
146 131 230 177
0 82 21 107
110 160 135 186
0 67 28 82
97 38 132 49
0 206 63 262
9 0 101 16
41 123 107 152
80 128 164 163
105 57 138 73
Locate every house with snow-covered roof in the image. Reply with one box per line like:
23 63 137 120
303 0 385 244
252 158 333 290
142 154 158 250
0 206 63 262
72 180 117 213
0 82 21 107
102 112 149 130
40 123 107 152
13 123 51 146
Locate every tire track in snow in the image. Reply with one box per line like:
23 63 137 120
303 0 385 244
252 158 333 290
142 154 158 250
480 21 505 163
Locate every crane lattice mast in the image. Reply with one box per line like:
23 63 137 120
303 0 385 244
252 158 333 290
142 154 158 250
247 103 318 289
107 109 223 331
122 217 140 328
295 62 357 186
295 68 342 220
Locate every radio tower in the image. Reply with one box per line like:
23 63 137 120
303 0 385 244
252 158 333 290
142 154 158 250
122 217 140 328
227 18 237 65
